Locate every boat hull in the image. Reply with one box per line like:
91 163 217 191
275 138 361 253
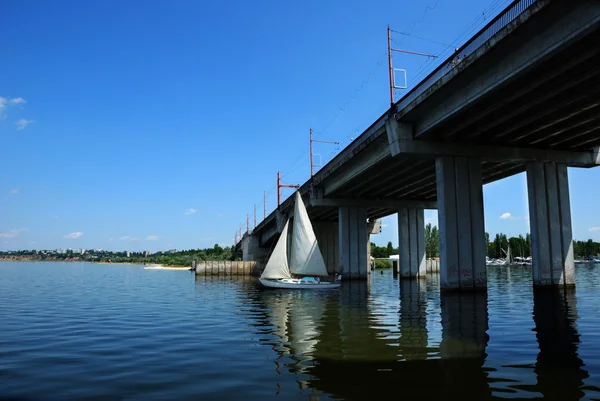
259 278 341 289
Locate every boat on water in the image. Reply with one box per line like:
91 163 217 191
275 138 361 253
259 192 341 290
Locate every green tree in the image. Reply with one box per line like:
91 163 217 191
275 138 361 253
425 223 440 258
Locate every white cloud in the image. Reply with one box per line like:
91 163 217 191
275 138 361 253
119 236 139 241
9 188 19 194
589 227 600 232
15 119 35 130
9 97 26 105
64 232 83 239
146 235 159 241
0 97 27 119
0 228 28 238
499 212 529 221
184 208 198 216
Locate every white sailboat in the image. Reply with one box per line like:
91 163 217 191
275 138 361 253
259 192 341 289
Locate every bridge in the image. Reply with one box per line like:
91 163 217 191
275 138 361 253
240 0 600 290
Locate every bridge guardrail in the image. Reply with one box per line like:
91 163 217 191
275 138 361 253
396 0 538 111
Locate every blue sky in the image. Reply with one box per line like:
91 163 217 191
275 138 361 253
2 0 599 252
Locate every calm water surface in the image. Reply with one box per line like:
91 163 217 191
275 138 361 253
2 261 600 400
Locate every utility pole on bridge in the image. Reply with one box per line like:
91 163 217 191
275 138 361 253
310 127 339 177
277 171 300 207
387 25 438 108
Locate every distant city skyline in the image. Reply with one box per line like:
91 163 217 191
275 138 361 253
2 0 600 252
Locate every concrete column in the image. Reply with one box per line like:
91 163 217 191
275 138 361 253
242 232 268 263
526 162 575 287
398 207 426 279
436 157 487 290
313 222 339 275
338 207 369 279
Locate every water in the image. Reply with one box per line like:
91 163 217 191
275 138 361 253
2 262 600 400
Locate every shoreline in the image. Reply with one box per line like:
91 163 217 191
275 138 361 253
0 258 190 269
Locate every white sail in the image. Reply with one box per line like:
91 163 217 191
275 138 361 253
260 219 292 279
290 192 329 277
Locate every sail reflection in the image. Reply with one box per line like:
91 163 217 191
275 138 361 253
249 273 597 401
251 281 496 400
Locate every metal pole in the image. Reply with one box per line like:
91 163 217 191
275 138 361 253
264 191 266 219
388 25 394 107
277 171 281 206
310 128 314 177
391 47 437 58
246 214 249 232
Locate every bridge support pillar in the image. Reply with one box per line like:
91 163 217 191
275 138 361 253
338 207 369 279
313 222 339 275
242 233 268 263
436 157 487 290
526 162 575 287
398 207 426 279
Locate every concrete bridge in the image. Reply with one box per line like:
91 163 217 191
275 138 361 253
241 0 600 290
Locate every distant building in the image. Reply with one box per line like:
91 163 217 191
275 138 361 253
126 250 130 257
144 250 151 257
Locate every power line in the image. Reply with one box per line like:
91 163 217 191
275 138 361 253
390 30 455 49
398 0 513 93
316 51 388 137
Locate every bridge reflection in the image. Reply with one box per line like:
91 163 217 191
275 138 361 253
246 279 588 400
531 288 588 399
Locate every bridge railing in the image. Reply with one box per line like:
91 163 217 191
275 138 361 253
395 0 538 111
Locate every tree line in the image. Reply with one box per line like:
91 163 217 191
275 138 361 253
0 244 239 267
371 223 439 259
370 223 600 259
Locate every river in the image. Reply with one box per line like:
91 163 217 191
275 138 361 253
1 261 600 400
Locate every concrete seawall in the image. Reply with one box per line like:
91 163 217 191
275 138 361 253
194 261 263 276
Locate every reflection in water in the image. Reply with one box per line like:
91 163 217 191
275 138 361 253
249 271 593 401
3 263 598 400
252 281 493 400
439 291 491 399
532 288 588 400
398 280 428 361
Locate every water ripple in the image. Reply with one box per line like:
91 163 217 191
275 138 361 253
2 262 600 400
